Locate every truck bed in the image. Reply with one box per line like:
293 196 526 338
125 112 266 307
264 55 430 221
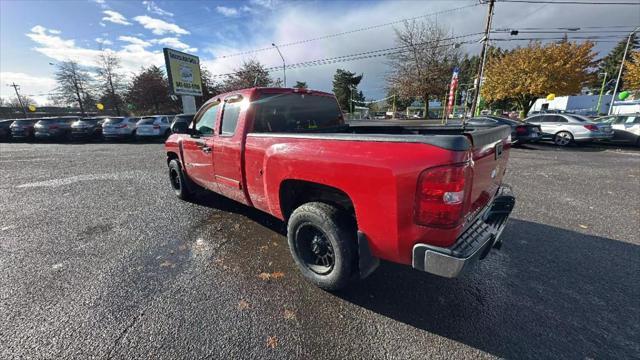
250 122 511 152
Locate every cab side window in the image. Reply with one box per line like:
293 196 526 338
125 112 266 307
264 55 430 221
195 103 220 135
220 101 241 135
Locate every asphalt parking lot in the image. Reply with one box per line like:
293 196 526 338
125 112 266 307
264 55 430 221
1 141 638 359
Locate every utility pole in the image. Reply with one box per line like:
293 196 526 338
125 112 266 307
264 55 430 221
8 82 28 118
609 26 639 115
596 72 607 115
469 0 496 119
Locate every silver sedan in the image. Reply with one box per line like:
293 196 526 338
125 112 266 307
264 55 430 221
525 113 613 146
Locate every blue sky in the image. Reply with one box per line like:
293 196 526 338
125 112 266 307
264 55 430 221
1 0 639 105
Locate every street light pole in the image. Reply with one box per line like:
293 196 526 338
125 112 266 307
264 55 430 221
609 26 639 115
271 43 286 87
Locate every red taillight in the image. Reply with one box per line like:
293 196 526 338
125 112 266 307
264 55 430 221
584 124 598 131
516 126 527 135
414 163 472 228
153 124 160 129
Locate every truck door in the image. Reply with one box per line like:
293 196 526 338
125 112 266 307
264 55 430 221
212 95 248 204
181 101 220 192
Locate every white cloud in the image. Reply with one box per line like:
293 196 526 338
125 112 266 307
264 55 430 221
249 0 279 9
102 10 131 25
95 37 113 45
48 29 62 34
0 72 57 105
92 0 109 9
118 35 151 47
143 0 174 17
216 6 239 17
24 25 164 79
133 15 189 35
151 37 197 53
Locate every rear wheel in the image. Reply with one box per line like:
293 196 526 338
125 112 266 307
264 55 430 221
554 131 573 146
168 159 191 200
287 202 356 291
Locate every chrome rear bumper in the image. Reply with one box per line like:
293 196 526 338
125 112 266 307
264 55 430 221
412 184 515 278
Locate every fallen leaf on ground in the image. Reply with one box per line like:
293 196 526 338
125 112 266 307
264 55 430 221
266 336 278 349
257 272 285 281
238 299 251 310
159 260 174 268
283 309 296 320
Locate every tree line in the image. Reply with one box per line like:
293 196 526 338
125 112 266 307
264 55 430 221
3 21 638 117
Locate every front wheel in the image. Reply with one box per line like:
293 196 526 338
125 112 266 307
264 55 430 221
287 202 356 291
168 159 191 200
554 131 573 146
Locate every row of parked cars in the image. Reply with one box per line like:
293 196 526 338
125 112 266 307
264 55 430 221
462 113 640 147
0 114 194 142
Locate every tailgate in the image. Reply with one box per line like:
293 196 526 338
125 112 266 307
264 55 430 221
465 125 511 220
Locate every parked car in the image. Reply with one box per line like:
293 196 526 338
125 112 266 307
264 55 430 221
0 119 15 140
9 118 39 141
102 117 139 140
594 113 640 146
166 87 515 290
171 114 195 132
135 115 172 140
525 113 613 146
71 117 106 140
463 116 542 144
34 117 78 141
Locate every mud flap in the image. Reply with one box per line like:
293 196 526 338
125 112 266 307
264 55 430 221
357 231 380 279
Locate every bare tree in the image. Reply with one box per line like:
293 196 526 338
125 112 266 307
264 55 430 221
53 60 94 116
386 20 460 116
6 96 36 109
96 51 126 115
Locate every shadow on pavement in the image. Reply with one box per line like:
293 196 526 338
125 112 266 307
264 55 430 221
184 191 639 358
337 219 640 359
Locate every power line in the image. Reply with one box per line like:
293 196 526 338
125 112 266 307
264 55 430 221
492 30 634 34
213 3 481 60
498 0 639 4
495 25 638 30
211 33 481 78
492 34 628 39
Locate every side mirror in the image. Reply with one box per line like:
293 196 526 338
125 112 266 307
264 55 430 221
170 121 190 134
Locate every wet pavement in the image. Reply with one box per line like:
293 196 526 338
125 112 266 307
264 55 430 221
0 141 638 359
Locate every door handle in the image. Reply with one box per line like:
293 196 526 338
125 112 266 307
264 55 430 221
201 146 212 153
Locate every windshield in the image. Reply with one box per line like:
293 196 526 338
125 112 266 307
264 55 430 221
138 117 157 125
13 120 37 125
570 115 592 122
174 115 194 122
252 93 343 133
37 119 63 124
78 118 99 123
103 117 124 124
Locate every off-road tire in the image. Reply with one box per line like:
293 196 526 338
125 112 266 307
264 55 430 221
287 202 356 291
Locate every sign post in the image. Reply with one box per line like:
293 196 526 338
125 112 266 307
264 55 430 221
163 48 203 114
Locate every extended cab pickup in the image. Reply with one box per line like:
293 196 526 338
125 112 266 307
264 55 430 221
165 87 515 290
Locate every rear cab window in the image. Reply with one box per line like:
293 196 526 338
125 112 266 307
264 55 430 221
139 117 157 125
251 92 343 133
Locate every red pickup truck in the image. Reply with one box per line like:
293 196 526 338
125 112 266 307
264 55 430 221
165 87 515 290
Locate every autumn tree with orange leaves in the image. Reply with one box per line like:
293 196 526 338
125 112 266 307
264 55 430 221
623 51 640 91
481 41 596 112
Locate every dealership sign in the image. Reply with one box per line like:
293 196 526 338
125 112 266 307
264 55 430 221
163 48 203 97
